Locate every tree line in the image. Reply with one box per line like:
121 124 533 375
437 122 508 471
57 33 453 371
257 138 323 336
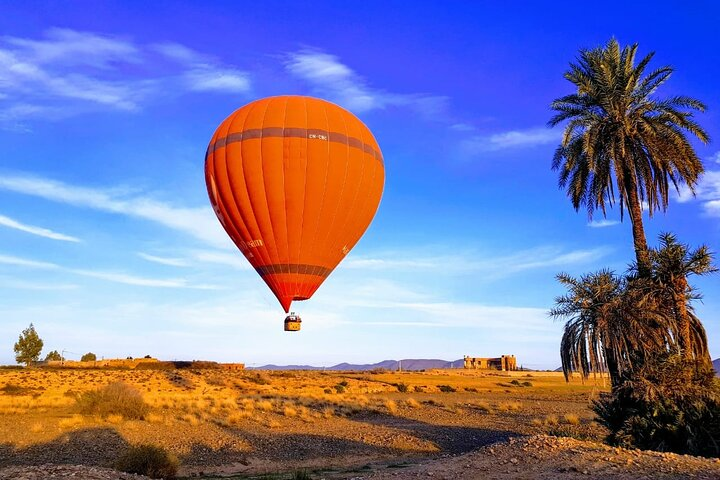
13 323 96 365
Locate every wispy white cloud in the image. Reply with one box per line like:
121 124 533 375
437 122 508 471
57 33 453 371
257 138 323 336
587 219 619 228
0 213 80 242
192 250 251 269
674 170 720 217
70 269 220 289
461 127 559 154
285 49 447 116
698 171 720 217
0 277 78 290
0 253 59 269
4 28 139 68
450 123 476 132
0 252 221 289
138 253 189 267
345 246 610 277
153 42 251 93
0 173 231 249
0 29 251 128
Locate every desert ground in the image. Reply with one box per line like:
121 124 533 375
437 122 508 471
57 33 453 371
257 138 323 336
1 367 719 479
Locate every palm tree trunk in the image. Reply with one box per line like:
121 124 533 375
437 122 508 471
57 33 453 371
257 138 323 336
624 174 651 277
673 278 692 361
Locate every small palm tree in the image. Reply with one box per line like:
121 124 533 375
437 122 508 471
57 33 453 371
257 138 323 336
650 232 717 362
552 270 623 383
549 39 709 277
552 270 681 387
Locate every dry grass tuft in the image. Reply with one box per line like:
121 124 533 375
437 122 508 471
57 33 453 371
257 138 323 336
496 401 522 412
106 413 124 424
405 398 421 408
469 400 492 412
564 413 580 425
144 412 164 424
544 414 559 425
59 414 84 429
384 399 398 414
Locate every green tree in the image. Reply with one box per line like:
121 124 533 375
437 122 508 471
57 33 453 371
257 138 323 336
81 352 97 362
45 350 62 362
13 323 44 366
549 38 709 277
649 233 716 361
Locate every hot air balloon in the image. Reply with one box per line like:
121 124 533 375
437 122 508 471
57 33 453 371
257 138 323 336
205 96 385 330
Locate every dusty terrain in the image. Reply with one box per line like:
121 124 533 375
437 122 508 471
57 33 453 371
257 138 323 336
0 367 718 479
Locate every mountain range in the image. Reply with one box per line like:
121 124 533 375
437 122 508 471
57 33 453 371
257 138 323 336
254 358 720 374
252 358 465 371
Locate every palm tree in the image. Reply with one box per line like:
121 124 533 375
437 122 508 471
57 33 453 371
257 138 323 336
551 270 682 387
549 39 709 277
649 232 717 362
552 270 623 383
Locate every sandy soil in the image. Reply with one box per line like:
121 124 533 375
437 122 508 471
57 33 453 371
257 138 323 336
0 368 718 479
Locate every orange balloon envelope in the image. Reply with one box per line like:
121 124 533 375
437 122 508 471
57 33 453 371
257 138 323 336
205 96 385 313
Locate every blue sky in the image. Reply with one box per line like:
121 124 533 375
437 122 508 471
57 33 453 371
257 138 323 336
0 1 719 369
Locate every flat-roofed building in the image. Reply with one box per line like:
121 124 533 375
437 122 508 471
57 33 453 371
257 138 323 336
464 355 517 371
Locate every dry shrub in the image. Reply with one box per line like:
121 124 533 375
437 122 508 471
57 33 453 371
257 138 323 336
496 401 522 412
59 414 83 429
114 444 178 479
227 410 251 424
384 400 398 414
297 405 313 422
469 400 492 412
564 413 580 425
181 413 200 426
77 382 149 420
145 412 164 424
405 398 421 409
283 405 298 417
257 400 273 411
265 419 281 429
106 413 124 424
544 414 559 425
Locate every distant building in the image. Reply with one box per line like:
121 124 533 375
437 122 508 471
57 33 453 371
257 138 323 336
464 355 517 371
220 363 245 371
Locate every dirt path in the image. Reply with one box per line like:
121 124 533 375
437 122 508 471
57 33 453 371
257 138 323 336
325 435 720 480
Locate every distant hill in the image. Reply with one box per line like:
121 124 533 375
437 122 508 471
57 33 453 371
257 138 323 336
253 358 465 371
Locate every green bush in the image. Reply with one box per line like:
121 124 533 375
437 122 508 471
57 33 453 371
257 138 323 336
594 354 720 457
396 383 408 393
114 444 178 479
438 385 456 393
81 352 97 362
291 470 312 480
334 384 346 394
77 382 149 419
